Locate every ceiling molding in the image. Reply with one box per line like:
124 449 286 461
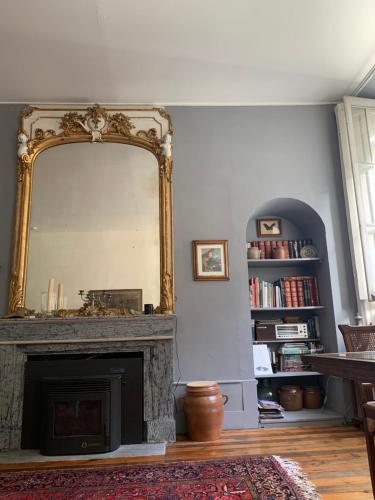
0 101 339 107
352 62 375 96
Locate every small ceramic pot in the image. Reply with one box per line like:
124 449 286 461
279 385 303 411
272 247 286 259
247 247 261 259
303 386 323 409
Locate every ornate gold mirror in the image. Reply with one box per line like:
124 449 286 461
9 105 174 314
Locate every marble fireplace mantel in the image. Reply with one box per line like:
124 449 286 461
0 315 176 451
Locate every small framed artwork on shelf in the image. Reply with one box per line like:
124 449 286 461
257 218 282 237
192 240 229 281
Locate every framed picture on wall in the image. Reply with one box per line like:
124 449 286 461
192 240 229 280
257 218 282 237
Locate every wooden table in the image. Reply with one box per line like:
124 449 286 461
304 351 375 494
303 351 375 383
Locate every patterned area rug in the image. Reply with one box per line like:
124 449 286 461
0 455 320 499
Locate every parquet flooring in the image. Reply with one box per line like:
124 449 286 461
0 425 372 499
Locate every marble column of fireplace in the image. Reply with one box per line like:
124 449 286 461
0 315 176 451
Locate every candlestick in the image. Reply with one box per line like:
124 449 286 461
57 283 64 310
47 278 55 313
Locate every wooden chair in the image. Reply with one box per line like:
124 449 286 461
338 324 375 353
338 324 375 423
338 326 375 494
362 394 375 495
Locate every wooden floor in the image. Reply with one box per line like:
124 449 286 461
0 425 372 499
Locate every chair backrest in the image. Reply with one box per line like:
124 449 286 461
338 324 375 352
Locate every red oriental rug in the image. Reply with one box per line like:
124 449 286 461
0 455 320 499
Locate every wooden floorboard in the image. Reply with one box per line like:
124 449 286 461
0 424 372 498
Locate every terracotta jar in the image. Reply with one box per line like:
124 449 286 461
303 386 323 409
272 246 286 259
183 381 228 441
279 385 303 411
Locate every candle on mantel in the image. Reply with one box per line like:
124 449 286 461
57 283 64 310
47 278 55 313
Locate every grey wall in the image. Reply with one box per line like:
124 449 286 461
170 105 356 427
0 104 357 429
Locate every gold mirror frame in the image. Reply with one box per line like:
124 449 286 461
9 104 174 314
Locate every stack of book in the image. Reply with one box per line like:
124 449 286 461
249 275 320 308
277 343 323 372
258 399 284 420
248 239 313 259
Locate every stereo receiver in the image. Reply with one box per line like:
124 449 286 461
255 322 308 341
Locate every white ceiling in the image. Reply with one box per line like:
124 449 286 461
2 0 375 104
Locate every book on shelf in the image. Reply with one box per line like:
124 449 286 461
249 275 320 308
278 342 323 355
248 239 313 259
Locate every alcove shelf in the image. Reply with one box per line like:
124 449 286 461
247 198 344 428
251 306 324 311
248 258 321 268
256 371 321 378
259 408 343 427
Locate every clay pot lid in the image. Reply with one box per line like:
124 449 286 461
187 381 218 388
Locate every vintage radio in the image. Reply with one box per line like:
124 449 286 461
256 322 308 341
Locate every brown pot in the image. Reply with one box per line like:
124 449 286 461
279 385 303 411
272 247 286 259
183 381 228 441
303 386 323 409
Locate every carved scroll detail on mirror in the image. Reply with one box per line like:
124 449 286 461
10 104 174 314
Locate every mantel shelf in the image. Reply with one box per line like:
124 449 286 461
248 258 321 268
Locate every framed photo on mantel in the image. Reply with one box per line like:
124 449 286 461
192 240 229 281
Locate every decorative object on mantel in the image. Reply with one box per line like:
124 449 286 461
3 307 35 319
9 104 175 315
192 240 229 281
144 303 154 315
54 304 139 318
0 456 321 499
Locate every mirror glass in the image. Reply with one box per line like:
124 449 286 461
25 142 160 311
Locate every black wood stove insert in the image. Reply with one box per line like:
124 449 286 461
40 375 122 455
22 352 143 454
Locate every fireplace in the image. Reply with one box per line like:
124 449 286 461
0 315 176 451
22 352 143 453
40 375 122 455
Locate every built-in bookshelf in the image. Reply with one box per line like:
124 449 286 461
247 232 342 427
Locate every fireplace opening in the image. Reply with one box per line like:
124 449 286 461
21 352 143 452
40 375 121 455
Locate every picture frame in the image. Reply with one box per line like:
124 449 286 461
257 218 282 237
192 240 229 281
88 289 143 311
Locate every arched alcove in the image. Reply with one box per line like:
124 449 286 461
246 197 345 424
